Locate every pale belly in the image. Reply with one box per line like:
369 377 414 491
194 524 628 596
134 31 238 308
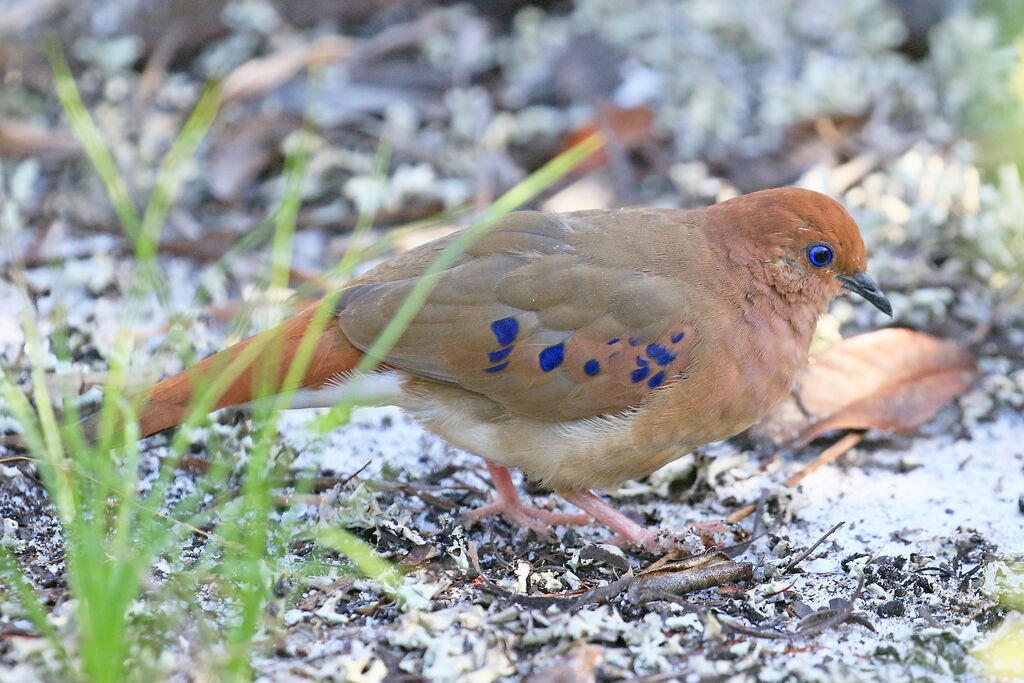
287 370 661 490
395 373 727 492
294 354 799 493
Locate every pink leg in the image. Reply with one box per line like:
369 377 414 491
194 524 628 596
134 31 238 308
463 462 592 535
559 490 658 548
560 490 707 553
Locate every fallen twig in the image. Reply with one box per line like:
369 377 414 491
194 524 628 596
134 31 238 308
782 521 845 575
628 557 752 603
481 570 635 611
728 432 864 523
717 571 870 639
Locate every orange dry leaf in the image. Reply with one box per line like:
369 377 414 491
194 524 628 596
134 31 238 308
0 120 80 160
221 35 352 102
561 104 655 172
749 328 979 447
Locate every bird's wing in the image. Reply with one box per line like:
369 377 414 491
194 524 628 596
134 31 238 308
336 211 698 420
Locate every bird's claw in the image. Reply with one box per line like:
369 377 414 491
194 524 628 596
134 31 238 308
607 521 746 554
687 519 747 545
607 527 705 555
463 500 592 538
465 462 593 537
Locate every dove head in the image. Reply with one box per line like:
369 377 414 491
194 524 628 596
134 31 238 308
709 187 892 317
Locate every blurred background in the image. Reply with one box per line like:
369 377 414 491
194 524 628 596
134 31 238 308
0 2 1023 680
0 0 1022 350
0 0 1022 351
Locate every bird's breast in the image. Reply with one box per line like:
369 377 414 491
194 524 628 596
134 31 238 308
393 283 816 492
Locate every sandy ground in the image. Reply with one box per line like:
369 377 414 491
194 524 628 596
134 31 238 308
243 400 1022 681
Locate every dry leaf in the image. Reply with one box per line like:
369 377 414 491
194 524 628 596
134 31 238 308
221 35 353 102
561 105 655 172
0 120 80 160
628 551 752 602
750 328 979 446
208 112 297 201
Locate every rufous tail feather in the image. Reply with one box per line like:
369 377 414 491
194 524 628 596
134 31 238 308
82 305 363 441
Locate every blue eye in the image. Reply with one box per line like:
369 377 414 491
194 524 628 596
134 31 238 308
807 243 833 268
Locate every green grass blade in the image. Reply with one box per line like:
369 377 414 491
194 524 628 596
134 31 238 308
137 79 222 268
46 38 141 241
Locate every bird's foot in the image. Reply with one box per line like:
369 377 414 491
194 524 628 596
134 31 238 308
606 527 705 554
463 462 592 536
687 519 746 545
608 520 746 553
463 501 591 536
560 490 739 554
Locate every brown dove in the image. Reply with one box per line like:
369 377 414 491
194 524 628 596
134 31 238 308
94 187 892 550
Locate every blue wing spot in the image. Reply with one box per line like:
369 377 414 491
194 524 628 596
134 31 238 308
647 370 666 388
636 356 648 367
646 343 667 359
645 343 676 366
538 343 565 372
491 317 519 346
488 346 513 363
654 351 676 367
628 337 640 346
484 362 509 373
584 359 600 376
631 366 650 383
607 338 620 345
671 331 685 343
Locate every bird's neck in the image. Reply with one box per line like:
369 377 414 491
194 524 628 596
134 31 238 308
744 260 834 356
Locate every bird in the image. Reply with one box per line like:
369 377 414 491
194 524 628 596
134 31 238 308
92 187 892 551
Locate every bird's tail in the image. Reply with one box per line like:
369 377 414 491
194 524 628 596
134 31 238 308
83 304 364 441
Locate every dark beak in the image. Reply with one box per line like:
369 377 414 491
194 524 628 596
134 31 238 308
838 272 893 317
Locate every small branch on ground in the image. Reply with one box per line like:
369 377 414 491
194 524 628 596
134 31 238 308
728 431 864 523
